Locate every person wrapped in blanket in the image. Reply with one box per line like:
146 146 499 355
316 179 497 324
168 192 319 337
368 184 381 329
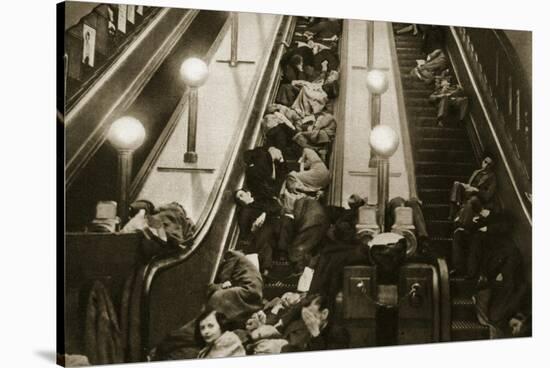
277 37 340 108
410 48 448 84
121 200 196 254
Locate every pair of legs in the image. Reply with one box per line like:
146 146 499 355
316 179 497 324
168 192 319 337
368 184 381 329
449 182 482 221
396 24 419 36
253 216 296 273
452 229 484 278
436 96 469 126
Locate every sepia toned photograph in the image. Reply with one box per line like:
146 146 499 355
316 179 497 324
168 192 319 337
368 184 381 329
58 1 533 366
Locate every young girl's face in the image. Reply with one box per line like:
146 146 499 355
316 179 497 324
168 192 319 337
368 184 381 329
199 312 222 344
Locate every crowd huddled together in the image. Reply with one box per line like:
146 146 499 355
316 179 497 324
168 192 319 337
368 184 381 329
146 18 454 361
84 22 530 365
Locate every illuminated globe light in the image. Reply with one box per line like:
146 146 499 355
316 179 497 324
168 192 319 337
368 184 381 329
107 116 146 150
180 57 209 87
366 69 389 95
369 125 399 158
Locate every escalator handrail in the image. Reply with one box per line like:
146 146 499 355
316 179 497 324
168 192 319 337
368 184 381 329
65 8 200 188
140 14 295 307
207 18 299 283
448 26 532 226
65 6 163 111
327 20 348 207
436 257 451 342
128 13 232 205
388 22 418 199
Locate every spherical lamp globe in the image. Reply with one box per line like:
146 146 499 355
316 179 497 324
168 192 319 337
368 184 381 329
369 125 399 158
107 116 146 151
180 57 209 87
366 69 389 95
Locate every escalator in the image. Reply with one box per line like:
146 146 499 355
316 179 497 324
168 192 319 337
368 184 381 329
141 15 346 355
392 23 532 341
139 15 297 355
65 9 230 230
393 23 489 341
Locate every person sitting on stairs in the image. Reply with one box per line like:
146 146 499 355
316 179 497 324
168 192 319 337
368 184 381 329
449 152 498 222
429 73 469 127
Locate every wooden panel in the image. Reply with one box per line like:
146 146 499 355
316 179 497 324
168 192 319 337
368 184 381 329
342 266 378 347
66 26 83 81
397 265 435 344
64 232 145 355
343 266 377 320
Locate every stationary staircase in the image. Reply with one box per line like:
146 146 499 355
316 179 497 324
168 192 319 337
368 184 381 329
392 23 489 341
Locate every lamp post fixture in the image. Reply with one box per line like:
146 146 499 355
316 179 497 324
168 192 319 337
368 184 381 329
107 116 146 223
366 69 389 168
230 12 239 67
369 124 399 232
180 57 209 163
216 12 255 67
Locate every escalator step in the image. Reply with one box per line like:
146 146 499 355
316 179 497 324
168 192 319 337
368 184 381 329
451 320 490 341
405 97 434 108
452 298 478 321
416 161 476 176
426 219 453 238
450 277 478 297
423 203 450 219
416 148 474 162
416 137 470 150
418 188 450 204
417 174 469 189
414 126 467 139
263 280 299 301
403 89 432 98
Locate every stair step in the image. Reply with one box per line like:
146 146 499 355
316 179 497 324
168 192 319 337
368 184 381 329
407 105 438 117
417 174 469 189
395 33 422 41
426 219 453 238
401 77 433 90
451 320 490 341
410 116 437 127
397 51 426 59
399 66 415 76
430 236 452 256
418 188 449 204
450 277 478 297
452 297 478 321
423 203 450 219
416 161 476 176
416 148 474 162
415 126 467 139
395 39 423 48
416 137 470 150
403 89 432 98
263 279 298 300
405 97 434 108
398 59 419 68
